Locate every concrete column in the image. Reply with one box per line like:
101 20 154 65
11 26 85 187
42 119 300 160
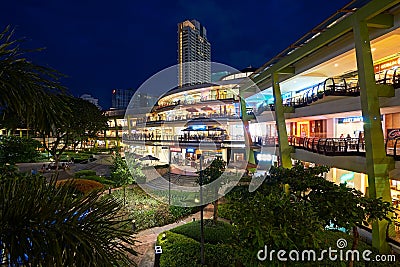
353 17 394 252
239 97 255 166
272 73 292 169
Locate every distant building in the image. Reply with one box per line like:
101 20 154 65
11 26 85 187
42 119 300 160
80 94 101 109
111 88 135 109
178 19 211 87
129 92 158 108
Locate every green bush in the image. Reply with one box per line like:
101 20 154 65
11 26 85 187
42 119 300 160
217 203 233 221
80 175 115 186
157 231 241 267
169 206 197 219
74 170 97 178
170 219 234 245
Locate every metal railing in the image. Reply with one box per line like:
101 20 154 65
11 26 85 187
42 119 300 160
268 71 400 111
288 136 399 160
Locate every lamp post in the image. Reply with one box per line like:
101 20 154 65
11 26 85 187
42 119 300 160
168 147 171 206
199 154 205 265
162 146 171 205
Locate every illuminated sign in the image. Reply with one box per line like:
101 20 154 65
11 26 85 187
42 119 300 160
170 147 182 152
374 57 400 72
186 148 195 153
191 125 207 131
338 116 363 123
387 128 400 139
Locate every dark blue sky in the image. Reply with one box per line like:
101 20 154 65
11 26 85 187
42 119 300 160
2 0 350 109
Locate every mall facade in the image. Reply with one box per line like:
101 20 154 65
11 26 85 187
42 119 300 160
242 0 400 252
111 0 400 251
121 68 258 173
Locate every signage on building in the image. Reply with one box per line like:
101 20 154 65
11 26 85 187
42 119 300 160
338 116 363 123
191 125 207 131
387 128 400 139
170 147 182 152
186 148 195 153
374 56 400 72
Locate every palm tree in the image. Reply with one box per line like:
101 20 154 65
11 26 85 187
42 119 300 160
0 172 137 266
0 25 68 130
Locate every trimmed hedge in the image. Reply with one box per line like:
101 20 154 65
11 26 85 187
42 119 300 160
157 229 394 267
170 219 234 244
157 229 241 267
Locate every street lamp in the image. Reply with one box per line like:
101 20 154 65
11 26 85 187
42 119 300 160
161 146 171 205
198 154 205 265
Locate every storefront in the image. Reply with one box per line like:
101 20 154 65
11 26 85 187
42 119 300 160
335 116 365 139
286 119 326 138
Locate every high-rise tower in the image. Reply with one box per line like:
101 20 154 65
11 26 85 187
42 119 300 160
178 19 211 87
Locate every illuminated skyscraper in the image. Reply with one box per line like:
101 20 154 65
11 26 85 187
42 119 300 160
178 19 211 87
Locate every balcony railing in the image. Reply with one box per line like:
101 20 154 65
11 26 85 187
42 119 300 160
288 136 400 160
155 94 238 111
135 113 240 125
123 133 244 143
267 70 400 111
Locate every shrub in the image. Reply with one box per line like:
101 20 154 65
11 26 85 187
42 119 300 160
57 179 104 194
74 170 97 178
157 231 241 267
217 203 233 221
169 206 197 219
170 219 234 245
0 174 137 266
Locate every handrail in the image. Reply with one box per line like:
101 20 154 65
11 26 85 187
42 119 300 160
287 136 399 160
269 70 400 111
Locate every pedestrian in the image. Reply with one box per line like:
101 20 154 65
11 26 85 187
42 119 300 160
340 134 344 139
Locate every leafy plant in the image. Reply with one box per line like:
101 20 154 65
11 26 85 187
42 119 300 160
56 178 104 194
196 157 226 223
0 174 137 266
110 151 135 186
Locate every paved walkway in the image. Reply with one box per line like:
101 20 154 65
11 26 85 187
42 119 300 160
132 204 215 267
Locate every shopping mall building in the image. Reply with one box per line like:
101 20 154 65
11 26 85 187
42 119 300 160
117 0 400 251
242 0 400 251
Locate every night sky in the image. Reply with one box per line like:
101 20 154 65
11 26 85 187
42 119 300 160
2 0 350 109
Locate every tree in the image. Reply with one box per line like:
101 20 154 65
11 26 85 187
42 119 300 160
227 185 323 266
110 151 136 187
0 173 137 266
0 25 67 129
0 135 42 165
266 163 394 267
39 96 108 168
196 157 226 224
